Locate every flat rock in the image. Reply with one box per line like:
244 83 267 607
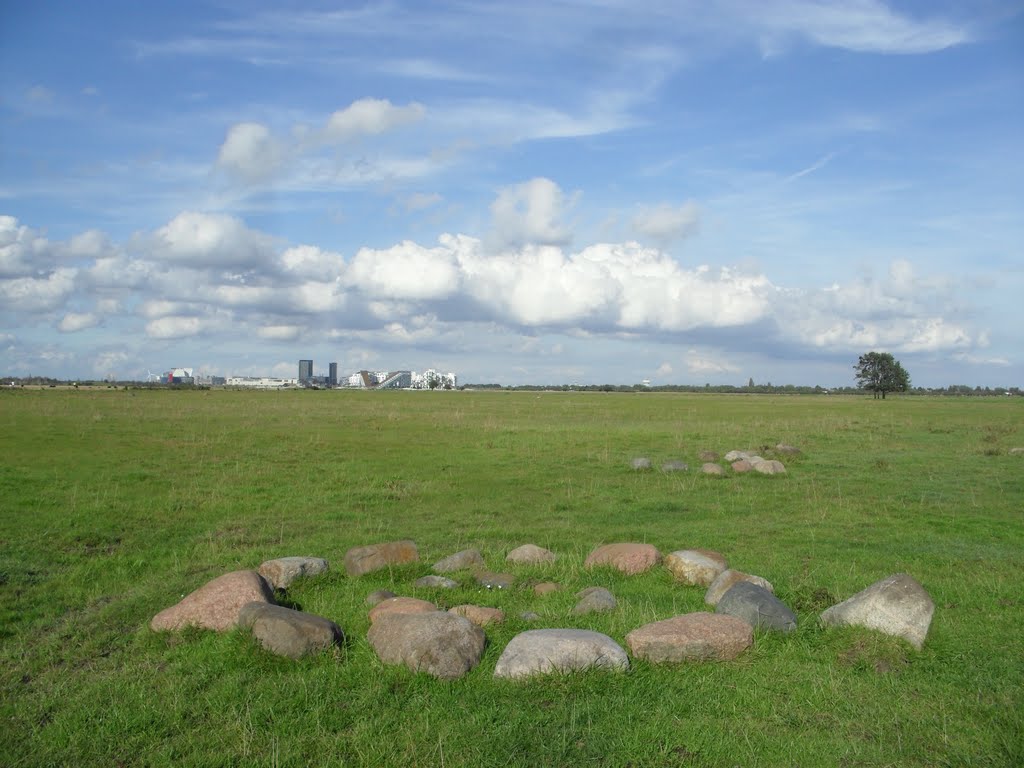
631 457 652 471
367 611 485 680
475 571 515 590
151 570 275 632
433 548 485 573
584 543 660 575
700 463 725 476
731 459 754 473
820 573 935 650
368 596 437 624
238 602 344 659
258 556 329 590
414 575 459 589
716 582 796 633
626 613 752 662
572 586 616 615
365 589 397 606
753 459 786 475
775 443 802 455
705 570 774 606
661 460 688 473
506 544 557 565
449 604 505 626
534 582 561 596
493 629 629 679
698 450 719 462
344 540 418 577
665 550 728 587
723 450 750 462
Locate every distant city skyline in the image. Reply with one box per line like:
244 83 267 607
1 3 1021 388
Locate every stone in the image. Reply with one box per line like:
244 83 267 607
344 540 418 577
493 629 629 679
753 460 786 475
534 582 561 596
716 582 797 633
367 611 485 680
723 450 749 462
151 570 275 632
414 575 459 589
237 602 344 659
449 604 505 626
365 589 397 606
775 443 802 456
631 457 653 471
626 613 753 663
1009 447 1024 455
520 611 541 621
584 543 660 575
701 463 725 476
698 450 719 462
433 548 485 573
746 455 766 465
705 570 775 606
506 544 557 565
661 460 688 473
475 571 515 590
664 550 728 587
368 596 437 624
573 586 617 615
731 459 754 473
820 573 935 650
257 556 329 590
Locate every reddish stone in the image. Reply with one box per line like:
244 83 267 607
626 613 752 662
449 604 505 627
151 570 274 632
343 540 418 577
368 596 437 624
584 543 661 575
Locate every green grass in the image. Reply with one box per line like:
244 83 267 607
1 388 1022 766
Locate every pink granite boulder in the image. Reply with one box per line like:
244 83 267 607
626 613 753 662
150 570 275 632
584 543 661 575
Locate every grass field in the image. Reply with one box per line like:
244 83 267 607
1 388 1022 767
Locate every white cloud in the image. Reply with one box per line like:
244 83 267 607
145 315 203 339
0 268 77 312
323 98 425 142
0 215 52 278
632 202 700 243
279 245 345 281
490 178 574 247
67 230 112 258
148 211 276 267
58 312 99 333
217 122 286 181
257 324 302 341
686 350 740 376
348 240 460 300
656 362 673 376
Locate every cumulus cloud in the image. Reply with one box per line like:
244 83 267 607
632 202 700 243
279 245 345 281
490 178 574 247
257 324 303 341
147 211 277 268
58 312 99 333
323 98 425 141
217 122 286 181
0 268 77 312
686 351 740 376
0 215 52 278
348 240 460 301
145 315 203 339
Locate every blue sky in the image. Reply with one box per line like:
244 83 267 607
2 1 1021 386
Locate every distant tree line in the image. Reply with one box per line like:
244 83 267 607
460 382 1022 396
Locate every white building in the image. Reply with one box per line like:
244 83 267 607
225 376 298 389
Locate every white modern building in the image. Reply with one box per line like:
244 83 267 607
225 376 299 389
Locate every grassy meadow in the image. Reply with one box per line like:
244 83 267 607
0 388 1021 766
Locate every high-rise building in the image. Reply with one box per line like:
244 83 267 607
299 359 313 382
328 362 338 387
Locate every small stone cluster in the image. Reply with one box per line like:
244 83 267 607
149 534 936 679
632 444 799 477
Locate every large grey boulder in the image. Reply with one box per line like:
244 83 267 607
584 543 661 575
433 548 485 573
494 629 629 679
626 613 752 662
705 569 774 606
506 544 557 565
150 570 275 632
238 602 344 659
664 549 728 586
820 573 935 649
716 582 796 633
344 540 418 577
367 611 485 680
572 587 616 615
258 556 329 590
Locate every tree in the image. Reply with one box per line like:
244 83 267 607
854 352 910 399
